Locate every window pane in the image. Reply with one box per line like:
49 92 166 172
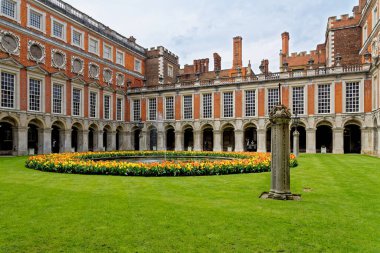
72 88 81 116
183 95 192 119
223 92 234 118
90 92 97 118
292 87 304 115
149 98 157 120
1 72 15 108
165 97 174 120
116 98 122 121
203 93 212 118
30 10 42 29
2 0 16 18
245 90 255 117
133 100 141 121
52 84 63 114
267 88 279 113
73 31 82 46
318 84 331 114
346 82 360 113
53 21 64 38
29 78 41 111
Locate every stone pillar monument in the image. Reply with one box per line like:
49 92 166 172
260 105 300 201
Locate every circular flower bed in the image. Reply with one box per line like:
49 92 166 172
25 151 298 177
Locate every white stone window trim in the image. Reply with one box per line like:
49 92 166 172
51 78 66 115
130 97 141 122
164 95 175 120
103 43 113 61
265 87 279 116
50 16 66 42
0 64 20 110
167 63 174 78
116 49 125 66
0 30 20 55
88 88 99 119
103 91 113 120
363 23 368 46
27 72 45 113
0 0 21 23
221 90 235 118
51 48 67 70
243 89 258 118
71 56 84 76
134 58 142 73
201 92 213 119
146 97 157 121
71 27 85 49
88 62 100 80
314 82 335 115
182 94 194 120
116 72 125 87
103 67 113 85
342 80 364 113
88 36 100 56
27 4 46 34
28 40 46 64
289 85 307 116
116 95 124 121
71 83 84 117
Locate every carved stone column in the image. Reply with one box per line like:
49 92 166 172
193 130 201 151
96 130 104 151
40 128 52 154
257 129 266 153
15 126 28 156
157 130 164 150
175 131 183 151
125 131 132 150
139 130 147 151
213 130 222 152
79 130 88 152
234 129 244 152
306 128 316 153
333 127 344 154
261 105 299 201
63 129 72 153
293 130 300 157
107 131 116 151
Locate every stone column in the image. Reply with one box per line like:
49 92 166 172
306 128 316 153
15 126 28 156
234 130 244 152
361 128 371 154
40 128 52 154
175 131 183 151
157 130 164 150
139 130 147 151
213 130 222 152
293 130 300 157
333 127 344 154
125 131 132 150
120 131 128 150
63 129 72 153
257 129 266 153
96 130 104 151
193 130 201 151
78 130 88 152
267 105 292 200
107 131 116 151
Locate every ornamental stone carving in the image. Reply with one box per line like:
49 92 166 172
0 30 20 55
28 40 46 64
51 49 67 70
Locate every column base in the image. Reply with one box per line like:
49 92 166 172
259 192 301 201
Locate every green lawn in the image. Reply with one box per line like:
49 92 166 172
0 155 379 253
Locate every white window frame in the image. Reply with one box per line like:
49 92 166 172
88 89 99 119
0 0 21 22
363 23 368 45
88 36 100 56
243 89 257 118
71 27 84 49
222 91 234 118
27 73 45 113
201 92 213 119
182 94 193 120
290 85 306 116
51 79 66 115
167 64 174 77
164 95 175 120
116 50 125 66
315 82 335 115
343 80 364 113
71 84 83 117
103 92 112 120
116 95 124 121
147 97 157 121
131 98 141 122
134 58 142 73
50 17 66 42
27 4 46 33
373 6 378 30
265 87 279 116
103 43 113 61
0 65 19 110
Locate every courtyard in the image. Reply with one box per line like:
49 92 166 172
0 154 379 252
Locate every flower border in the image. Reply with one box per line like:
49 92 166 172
25 151 297 177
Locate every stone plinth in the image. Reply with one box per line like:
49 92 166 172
260 105 301 201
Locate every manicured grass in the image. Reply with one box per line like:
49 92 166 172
0 154 379 252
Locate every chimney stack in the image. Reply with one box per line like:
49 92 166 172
260 59 269 75
193 58 209 74
232 36 243 69
282 32 290 57
213 53 221 71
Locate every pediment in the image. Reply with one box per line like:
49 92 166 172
51 71 70 80
102 86 115 93
26 65 50 75
88 81 102 89
71 76 87 85
0 57 24 68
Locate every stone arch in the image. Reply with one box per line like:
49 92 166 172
290 122 307 153
165 125 175 151
51 120 66 153
244 123 258 152
103 125 112 151
0 115 19 126
131 126 142 151
0 116 18 155
221 122 236 131
183 125 194 151
344 121 362 154
316 122 333 153
222 123 235 151
315 120 334 128
88 123 99 152
71 122 84 152
27 118 46 155
343 119 362 128
147 125 158 151
201 124 214 151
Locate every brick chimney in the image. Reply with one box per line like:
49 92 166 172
232 36 243 69
282 32 290 57
193 58 209 73
260 59 269 75
213 53 221 71
359 0 367 12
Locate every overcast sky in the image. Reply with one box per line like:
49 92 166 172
64 0 358 72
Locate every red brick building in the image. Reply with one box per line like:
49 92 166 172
0 0 379 156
